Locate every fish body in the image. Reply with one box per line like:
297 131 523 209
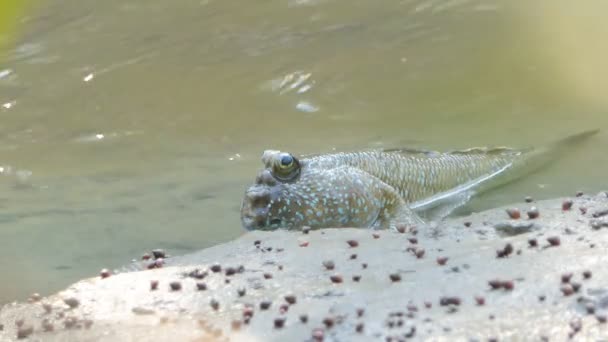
240 130 598 231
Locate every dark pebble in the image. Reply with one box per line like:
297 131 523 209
528 238 538 247
284 295 297 305
356 323 364 333
210 299 220 310
488 280 502 290
279 304 289 314
151 249 166 259
525 196 534 203
187 269 208 279
353 275 361 282
527 207 539 219
436 257 448 266
362 263 368 269
571 282 582 292
274 317 286 329
16 326 33 339
196 282 207 291
464 221 472 227
322 260 335 270
322 317 334 329
300 314 308 323
496 243 513 258
506 208 521 219
561 284 574 296
439 297 461 306
389 273 401 282
278 265 283 271
583 270 592 279
225 267 237 276
503 280 514 290
100 268 111 279
561 272 573 283
424 301 432 309
592 209 608 218
547 236 561 246
350 254 357 260
357 308 365 317
150 280 159 291
237 288 246 297
396 225 406 234
562 200 573 211
210 264 222 273
302 226 311 234
312 328 324 341
408 238 418 244
169 281 182 291
242 306 254 319
347 240 359 248
586 303 596 315
415 248 425 259
63 297 79 309
260 301 271 310
596 314 607 323
580 207 588 215
475 296 485 306
576 191 584 197
538 295 546 302
372 233 380 239
254 240 261 246
263 273 273 279
330 275 343 283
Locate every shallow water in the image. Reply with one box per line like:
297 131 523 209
1 0 607 303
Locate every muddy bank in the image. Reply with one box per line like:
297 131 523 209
1 192 608 341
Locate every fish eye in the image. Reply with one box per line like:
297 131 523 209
272 152 300 182
279 154 294 168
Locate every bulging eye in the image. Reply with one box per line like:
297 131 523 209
279 154 294 168
272 152 300 182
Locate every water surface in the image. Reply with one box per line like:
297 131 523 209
1 0 607 303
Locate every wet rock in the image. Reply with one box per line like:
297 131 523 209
527 207 540 219
506 208 521 219
494 221 538 235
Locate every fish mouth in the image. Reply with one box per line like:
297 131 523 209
240 185 276 231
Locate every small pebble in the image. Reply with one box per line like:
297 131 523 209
579 207 587 215
300 314 308 323
254 240 261 246
237 288 246 297
63 297 79 309
464 221 472 227
350 254 357 260
525 196 534 203
538 295 546 302
436 257 448 266
528 238 538 247
312 328 324 341
322 317 334 329
415 248 425 259
496 243 514 258
582 270 592 279
279 304 289 314
357 308 365 317
150 280 159 291
322 260 335 270
169 281 182 291
561 273 573 283
596 314 607 324
475 296 485 306
302 226 311 234
284 295 296 305
151 249 166 259
527 207 539 219
100 268 111 279
408 238 418 244
424 301 432 309
506 208 521 219
575 191 584 197
503 280 514 290
330 275 343 283
561 284 574 296
210 264 222 273
356 323 364 333
562 200 573 211
299 241 309 247
260 301 271 310
571 282 582 292
396 225 406 233
16 325 34 339
585 303 596 315
439 297 461 306
263 273 273 279
362 263 368 269
210 299 220 311
346 240 359 248
225 267 237 276
547 236 561 246
372 233 380 239
352 275 361 282
196 282 207 291
389 273 401 282
274 317 286 329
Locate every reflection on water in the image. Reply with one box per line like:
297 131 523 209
1 0 607 303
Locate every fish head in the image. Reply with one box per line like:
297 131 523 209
240 150 303 231
241 150 380 231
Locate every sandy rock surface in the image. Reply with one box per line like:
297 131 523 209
1 192 608 341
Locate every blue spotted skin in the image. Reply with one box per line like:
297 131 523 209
240 130 598 231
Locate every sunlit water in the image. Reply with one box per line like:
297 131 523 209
1 0 607 303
